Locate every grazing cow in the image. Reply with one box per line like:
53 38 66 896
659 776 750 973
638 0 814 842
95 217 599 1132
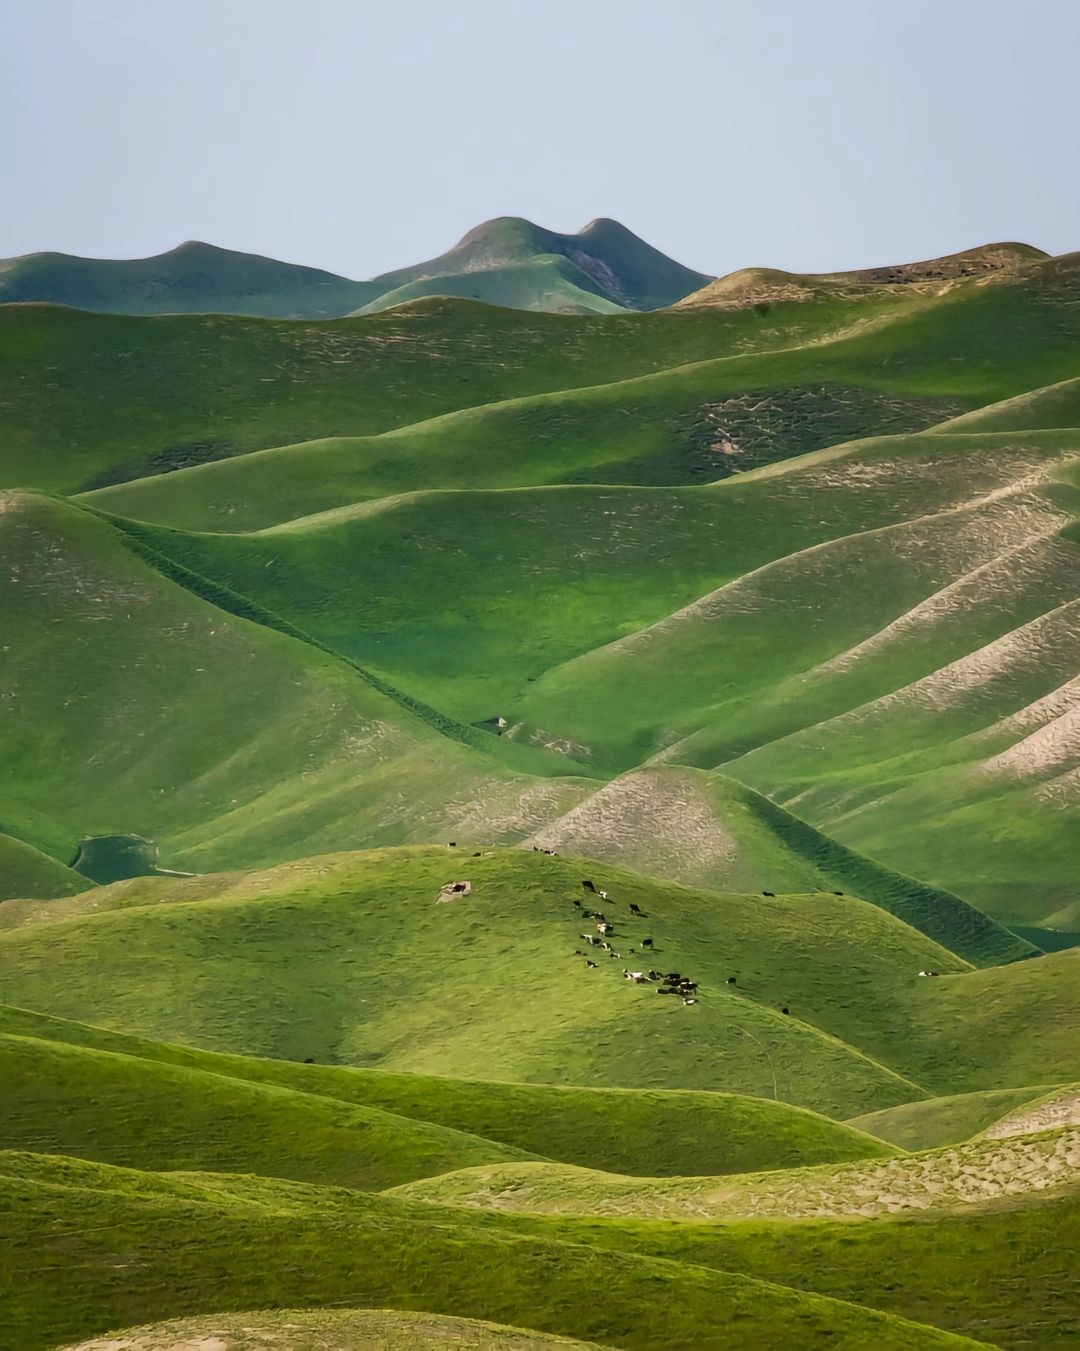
303 1057 315 1064
586 960 598 968
647 970 661 981
780 1007 790 1016
665 972 682 983
641 937 654 949
763 890 775 897
597 921 614 936
726 976 737 985
608 950 621 959
657 987 677 995
682 997 697 1006
629 903 645 917
573 898 582 908
680 981 698 993
598 890 609 900
582 880 596 893
623 969 645 981
917 970 941 977
834 890 844 896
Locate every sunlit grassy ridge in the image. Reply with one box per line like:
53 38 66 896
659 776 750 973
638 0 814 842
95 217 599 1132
848 1085 1057 1151
0 1004 893 1178
0 848 1074 1116
0 1151 990 1351
470 1194 1080 1350
393 1125 1080 1219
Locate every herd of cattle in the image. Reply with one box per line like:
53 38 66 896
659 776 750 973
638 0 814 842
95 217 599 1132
571 876 799 1016
573 877 705 1005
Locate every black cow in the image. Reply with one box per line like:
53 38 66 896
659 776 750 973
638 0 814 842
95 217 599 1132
582 880 596 893
780 1007 790 1016
586 960 598 968
726 976 737 985
641 937 654 949
763 890 775 897
629 903 645 917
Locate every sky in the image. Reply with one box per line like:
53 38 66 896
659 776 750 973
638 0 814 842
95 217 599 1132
5 0 1079 280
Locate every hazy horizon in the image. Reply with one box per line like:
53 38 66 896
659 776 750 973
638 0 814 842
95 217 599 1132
6 0 1079 280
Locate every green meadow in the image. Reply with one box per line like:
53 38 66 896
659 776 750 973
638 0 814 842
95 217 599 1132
1 228 1078 1348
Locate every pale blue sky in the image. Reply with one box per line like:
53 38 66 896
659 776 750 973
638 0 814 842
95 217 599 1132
5 0 1079 279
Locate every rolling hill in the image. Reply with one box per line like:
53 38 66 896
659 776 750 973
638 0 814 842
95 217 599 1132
1 1151 987 1351
2 223 1079 1351
0 217 712 320
0 1004 894 1179
0 847 1072 1115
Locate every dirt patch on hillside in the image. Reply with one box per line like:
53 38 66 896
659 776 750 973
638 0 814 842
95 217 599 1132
984 1087 1080 1140
526 768 739 886
681 386 967 480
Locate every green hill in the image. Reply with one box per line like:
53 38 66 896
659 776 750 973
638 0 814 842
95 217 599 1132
0 1004 892 1178
848 1085 1056 1151
0 1151 989 1351
0 833 87 901
477 1191 1080 1349
0 847 1074 1116
355 256 628 316
0 218 711 322
0 490 593 870
0 240 379 316
358 216 713 313
676 241 1047 310
6 248 1080 499
0 1029 539 1189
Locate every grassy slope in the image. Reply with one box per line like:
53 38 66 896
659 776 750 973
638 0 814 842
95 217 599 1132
932 373 1080 432
0 299 863 494
365 216 714 312
0 1004 893 1179
0 1151 986 1351
528 771 1030 967
0 1030 543 1189
58 1309 608 1350
0 490 591 869
395 1125 1080 1220
0 833 87 901
79 273 1080 534
0 846 952 1118
114 430 1076 724
512 430 1078 766
0 241 380 317
82 342 965 533
357 256 628 316
848 1086 1056 1150
472 1195 1080 1350
0 847 1074 1112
